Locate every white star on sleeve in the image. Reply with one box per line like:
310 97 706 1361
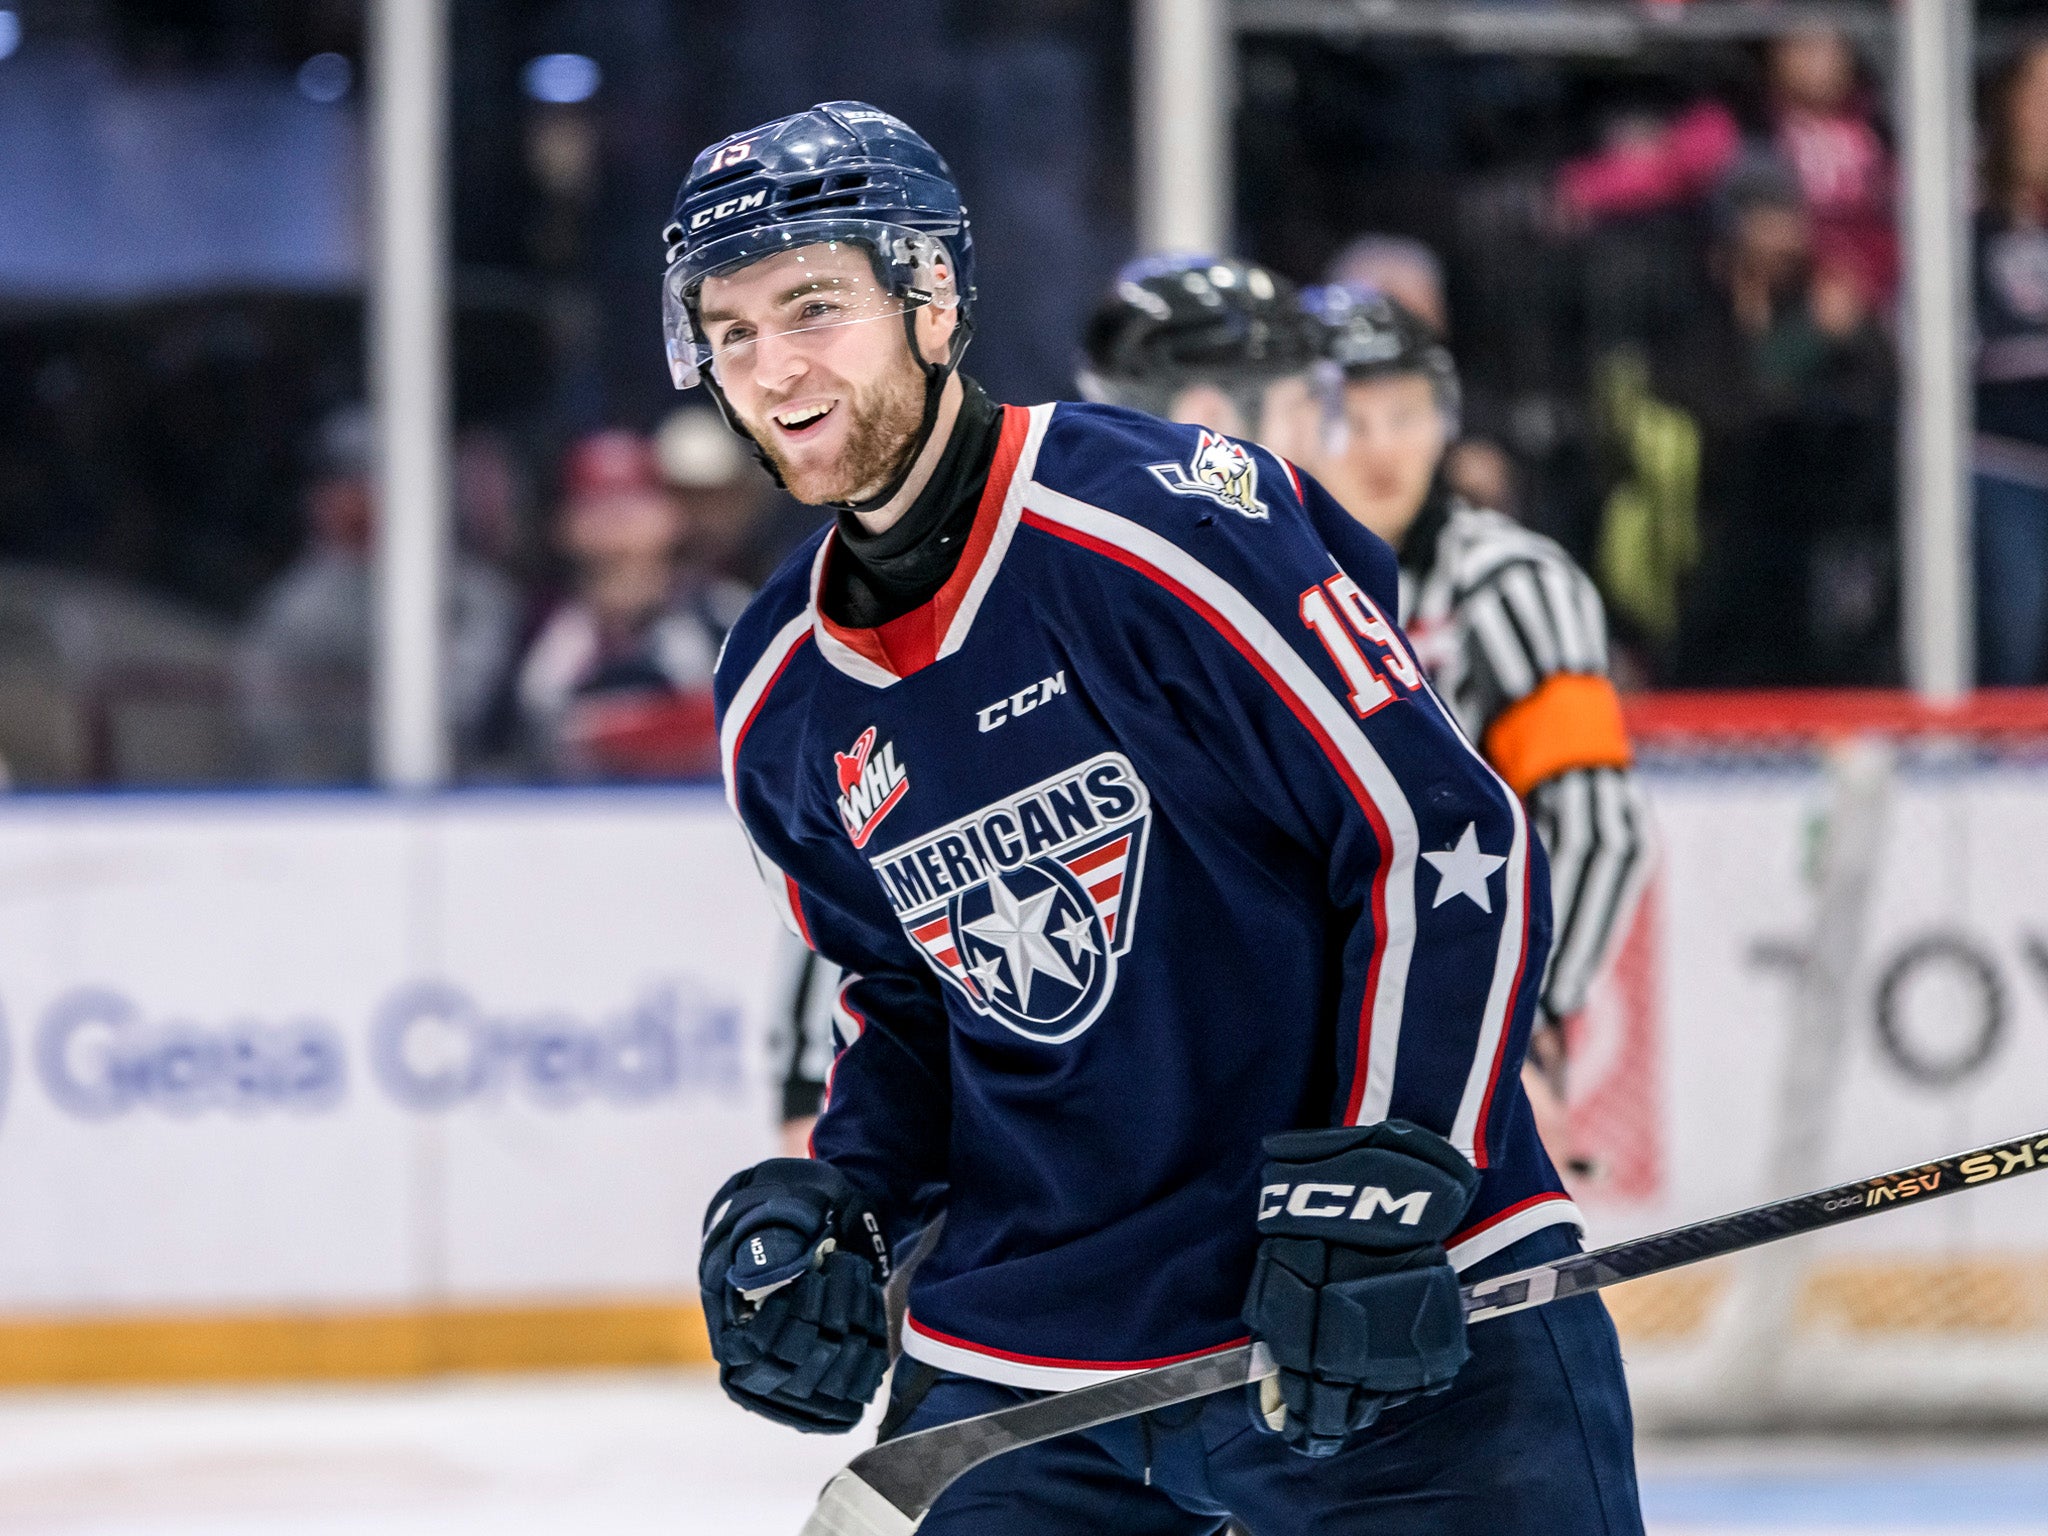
1421 822 1507 913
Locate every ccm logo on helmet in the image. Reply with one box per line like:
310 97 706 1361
688 188 769 232
1258 1181 1433 1225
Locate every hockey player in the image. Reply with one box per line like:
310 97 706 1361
1077 253 1327 466
1302 285 1653 1156
674 104 1642 1532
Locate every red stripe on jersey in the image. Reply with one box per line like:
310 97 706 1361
785 875 814 949
1466 844 1535 1169
1019 509 1397 1125
1448 1191 1573 1251
904 1314 1250 1373
1066 841 1127 877
815 405 1032 679
1087 874 1123 903
912 916 952 942
728 630 811 795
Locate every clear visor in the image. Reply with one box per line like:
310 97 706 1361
662 222 957 390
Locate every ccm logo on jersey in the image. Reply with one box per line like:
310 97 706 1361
1257 1181 1434 1226
978 671 1068 732
835 726 909 849
1148 429 1268 520
688 188 769 231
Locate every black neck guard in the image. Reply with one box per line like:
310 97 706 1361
822 375 1002 630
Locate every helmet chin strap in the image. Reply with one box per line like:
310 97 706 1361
829 304 960 515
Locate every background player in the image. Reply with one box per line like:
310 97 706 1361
1302 284 1654 1168
1076 253 1327 466
676 102 1641 1532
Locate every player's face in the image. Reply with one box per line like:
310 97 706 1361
1253 375 1324 467
1329 373 1447 545
1164 383 1247 439
698 244 952 505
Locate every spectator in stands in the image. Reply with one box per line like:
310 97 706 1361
654 405 772 581
1975 38 2048 686
1766 26 1897 310
515 428 750 781
1558 27 1895 308
1638 155 1896 686
236 406 519 783
1324 233 1449 334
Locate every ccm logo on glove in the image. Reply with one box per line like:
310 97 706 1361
1258 1182 1433 1225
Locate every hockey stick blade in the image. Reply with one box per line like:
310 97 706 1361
800 1124 2048 1534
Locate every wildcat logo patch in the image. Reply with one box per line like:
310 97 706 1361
867 753 1151 1044
1148 429 1268 520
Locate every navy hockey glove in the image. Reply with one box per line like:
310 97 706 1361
1241 1120 1480 1457
699 1158 892 1434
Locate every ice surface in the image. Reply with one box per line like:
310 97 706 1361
0 1371 2040 1534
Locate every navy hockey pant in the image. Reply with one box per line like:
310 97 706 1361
881 1227 1644 1535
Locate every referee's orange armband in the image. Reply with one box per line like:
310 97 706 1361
1481 673 1634 798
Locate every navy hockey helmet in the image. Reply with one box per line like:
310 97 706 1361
1301 283 1461 431
661 102 975 506
663 102 973 387
1077 254 1318 419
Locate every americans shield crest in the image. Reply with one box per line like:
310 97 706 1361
868 753 1152 1044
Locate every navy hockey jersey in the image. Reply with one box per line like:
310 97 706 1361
714 402 1579 1390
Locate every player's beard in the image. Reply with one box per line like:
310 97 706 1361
756 357 927 506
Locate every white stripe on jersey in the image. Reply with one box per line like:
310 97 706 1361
719 609 815 938
1022 481 1534 1164
938 401 1054 663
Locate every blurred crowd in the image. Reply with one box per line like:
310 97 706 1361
5 11 2048 790
1245 20 2048 694
231 402 819 785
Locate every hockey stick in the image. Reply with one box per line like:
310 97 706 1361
798 1124 2048 1535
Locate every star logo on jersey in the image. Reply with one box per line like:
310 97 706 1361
834 726 909 849
1422 822 1507 913
867 752 1152 1044
1147 429 1269 521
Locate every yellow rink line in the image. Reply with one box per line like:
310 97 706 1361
0 1300 713 1388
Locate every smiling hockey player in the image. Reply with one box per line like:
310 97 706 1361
676 103 1643 1533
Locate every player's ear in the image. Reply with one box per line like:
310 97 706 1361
912 298 958 367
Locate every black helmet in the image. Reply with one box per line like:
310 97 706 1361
1078 254 1320 420
1301 283 1460 429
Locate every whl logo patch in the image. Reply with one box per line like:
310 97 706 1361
835 727 909 849
1148 429 1268 520
868 752 1152 1045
